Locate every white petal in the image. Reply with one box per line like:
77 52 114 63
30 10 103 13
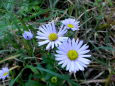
69 62 75 72
58 60 64 65
76 62 84 71
38 40 49 46
78 57 91 65
61 60 68 68
54 40 61 46
48 22 55 33
36 36 48 40
71 28 77 31
54 41 58 47
78 44 89 52
73 61 79 72
75 39 79 45
39 26 49 33
66 60 71 71
58 25 67 36
61 20 68 25
79 55 91 58
72 38 76 48
68 39 72 50
56 50 66 55
46 42 52 50
58 37 68 42
78 61 87 68
75 40 83 50
51 22 56 33
51 42 55 49
79 50 90 54
38 26 46 32
37 31 47 37
55 54 67 58
46 24 52 33
57 44 69 53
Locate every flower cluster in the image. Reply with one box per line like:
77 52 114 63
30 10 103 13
36 18 91 73
0 67 9 80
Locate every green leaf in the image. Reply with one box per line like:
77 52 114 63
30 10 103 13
26 65 38 74
25 80 44 86
36 65 80 86
0 54 21 64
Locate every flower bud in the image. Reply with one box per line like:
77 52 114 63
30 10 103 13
23 31 33 40
51 76 58 83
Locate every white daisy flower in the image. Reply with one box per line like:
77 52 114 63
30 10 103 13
61 18 80 31
36 22 68 50
0 67 9 80
55 38 91 73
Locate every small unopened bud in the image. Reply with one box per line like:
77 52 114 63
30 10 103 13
51 76 58 83
23 31 33 40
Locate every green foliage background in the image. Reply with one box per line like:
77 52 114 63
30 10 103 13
0 0 115 86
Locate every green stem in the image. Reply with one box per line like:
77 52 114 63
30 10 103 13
2 80 6 86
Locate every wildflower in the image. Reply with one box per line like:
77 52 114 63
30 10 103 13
55 38 91 73
36 22 68 50
61 18 80 31
23 31 33 40
0 67 9 80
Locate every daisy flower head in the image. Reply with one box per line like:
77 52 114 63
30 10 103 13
55 38 91 73
61 18 80 31
0 67 9 80
36 22 68 50
23 31 33 40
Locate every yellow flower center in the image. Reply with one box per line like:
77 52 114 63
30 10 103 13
48 33 58 41
67 24 74 28
3 72 8 76
67 50 78 60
